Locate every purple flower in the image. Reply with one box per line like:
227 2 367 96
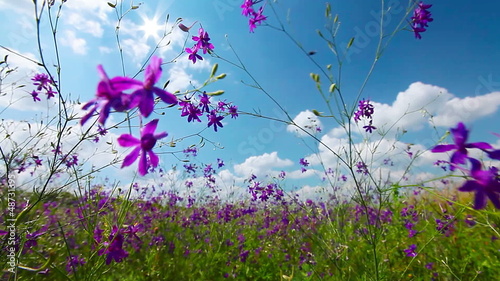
186 46 203 64
207 111 224 132
249 6 267 32
81 65 138 125
181 102 203 122
431 122 493 171
98 226 129 265
31 90 41 102
241 0 255 16
411 2 433 39
458 158 500 209
403 244 417 257
128 56 178 117
228 105 238 118
363 120 377 133
354 99 375 122
192 28 214 54
118 119 167 176
66 255 86 274
299 158 309 167
199 93 211 113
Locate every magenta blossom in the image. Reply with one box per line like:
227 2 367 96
128 56 177 117
186 46 203 64
431 122 493 171
249 6 267 32
192 28 214 54
81 65 138 125
98 226 129 265
458 158 500 210
118 119 167 176
207 111 224 132
411 2 433 39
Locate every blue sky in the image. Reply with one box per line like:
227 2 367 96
1 0 500 199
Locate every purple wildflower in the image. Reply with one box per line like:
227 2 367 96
199 93 211 113
411 2 433 39
117 119 167 176
241 0 255 16
403 244 417 257
81 65 137 125
458 158 500 209
66 255 86 274
249 6 267 32
98 226 129 265
192 27 214 54
31 90 41 102
127 56 177 117
228 105 238 118
363 120 377 133
186 46 203 64
181 102 203 123
431 122 493 171
207 110 224 132
354 99 375 122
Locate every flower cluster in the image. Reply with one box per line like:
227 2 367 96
31 73 57 102
80 56 176 175
354 99 376 133
299 158 309 173
431 122 500 209
411 2 433 39
179 92 238 132
97 226 129 265
241 0 267 32
81 56 177 126
186 27 214 64
247 177 284 202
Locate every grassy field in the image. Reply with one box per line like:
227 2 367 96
1 181 498 281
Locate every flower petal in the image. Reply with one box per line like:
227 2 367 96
458 180 479 192
148 150 159 168
142 119 159 136
117 134 140 147
153 87 177 104
486 191 500 209
121 147 141 168
473 189 486 210
138 149 148 176
466 142 494 150
430 144 456 153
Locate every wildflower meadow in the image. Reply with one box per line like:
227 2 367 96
1 0 499 280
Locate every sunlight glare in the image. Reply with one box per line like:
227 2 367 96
139 14 164 42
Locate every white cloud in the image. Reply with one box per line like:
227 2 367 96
233 152 293 178
287 110 323 136
64 11 104 37
60 30 88 55
432 92 500 126
372 82 500 131
121 38 150 62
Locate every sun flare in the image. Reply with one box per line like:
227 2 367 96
139 14 164 42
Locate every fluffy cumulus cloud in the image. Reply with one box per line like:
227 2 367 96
287 110 323 136
60 30 88 55
64 11 104 38
233 152 293 178
372 82 500 131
